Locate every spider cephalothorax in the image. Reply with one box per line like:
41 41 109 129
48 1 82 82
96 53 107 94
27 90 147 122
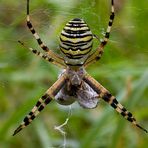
55 67 99 108
13 0 147 136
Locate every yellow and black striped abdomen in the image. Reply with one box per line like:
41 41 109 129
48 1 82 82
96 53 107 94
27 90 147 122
59 18 93 62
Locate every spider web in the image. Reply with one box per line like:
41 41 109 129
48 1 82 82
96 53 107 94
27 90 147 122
0 0 148 148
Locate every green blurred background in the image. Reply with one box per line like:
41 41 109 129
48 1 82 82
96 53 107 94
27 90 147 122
0 0 147 147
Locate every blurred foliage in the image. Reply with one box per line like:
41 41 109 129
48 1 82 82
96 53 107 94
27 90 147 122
0 0 148 147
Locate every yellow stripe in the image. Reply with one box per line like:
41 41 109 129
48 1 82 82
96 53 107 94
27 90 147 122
60 47 91 56
60 34 92 43
64 26 89 31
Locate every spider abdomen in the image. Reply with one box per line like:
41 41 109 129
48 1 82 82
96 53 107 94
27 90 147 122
59 18 93 62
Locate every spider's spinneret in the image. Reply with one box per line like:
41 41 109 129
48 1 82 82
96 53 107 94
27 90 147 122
59 18 93 65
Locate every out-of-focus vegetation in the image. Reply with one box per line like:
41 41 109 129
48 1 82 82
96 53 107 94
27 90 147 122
0 0 147 147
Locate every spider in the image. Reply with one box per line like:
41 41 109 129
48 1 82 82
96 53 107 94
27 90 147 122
13 0 147 136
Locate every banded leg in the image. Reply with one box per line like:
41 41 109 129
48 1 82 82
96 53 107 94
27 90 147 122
83 73 148 133
26 0 65 66
13 73 68 136
84 0 115 67
18 41 66 68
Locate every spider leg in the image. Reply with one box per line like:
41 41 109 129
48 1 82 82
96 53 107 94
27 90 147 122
26 0 65 66
84 0 115 67
18 41 66 68
83 73 148 133
13 72 68 136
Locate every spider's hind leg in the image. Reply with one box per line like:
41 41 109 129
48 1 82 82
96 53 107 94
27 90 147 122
13 93 53 136
102 92 148 133
83 73 148 133
13 73 67 136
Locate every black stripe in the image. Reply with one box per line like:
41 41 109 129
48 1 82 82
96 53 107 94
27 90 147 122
59 45 69 51
101 41 107 46
31 115 35 120
105 32 110 38
66 56 83 59
61 32 92 39
27 21 32 28
136 124 148 133
102 92 112 102
71 18 82 21
42 93 49 100
60 44 92 51
48 58 54 62
127 117 133 122
95 56 101 60
65 54 84 59
42 55 47 59
38 105 44 112
37 38 42 45
60 42 92 51
36 101 41 107
24 120 30 126
110 13 114 20
63 28 90 34
44 97 52 105
42 46 48 52
31 29 35 34
61 50 91 59
24 117 29 122
121 111 126 116
27 0 29 15
122 107 127 112
111 102 117 109
62 51 84 59
60 37 93 44
113 99 118 104
62 50 87 58
62 41 88 47
66 63 84 66
111 0 113 5
68 21 85 25
109 21 112 26
127 112 133 117
92 50 103 60
66 24 87 28
29 112 33 115
32 49 37 54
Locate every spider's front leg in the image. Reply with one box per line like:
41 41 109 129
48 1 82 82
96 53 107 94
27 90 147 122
84 0 115 67
18 41 66 69
26 0 66 67
13 72 68 136
83 73 148 133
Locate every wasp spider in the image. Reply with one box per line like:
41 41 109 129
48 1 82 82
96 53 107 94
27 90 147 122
13 0 147 136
